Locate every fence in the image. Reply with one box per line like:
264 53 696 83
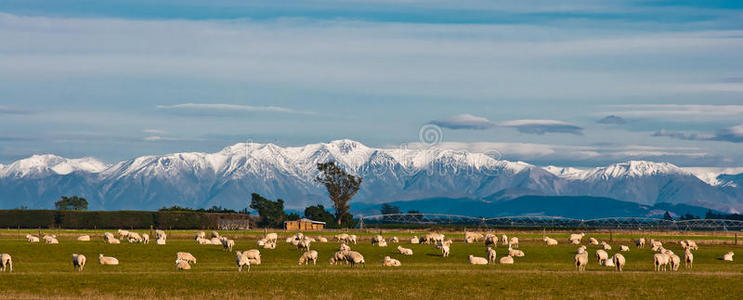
358 213 743 231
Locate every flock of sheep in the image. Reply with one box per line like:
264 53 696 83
0 230 738 273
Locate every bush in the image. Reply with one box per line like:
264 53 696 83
0 210 56 228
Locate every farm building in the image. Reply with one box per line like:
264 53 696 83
284 218 326 231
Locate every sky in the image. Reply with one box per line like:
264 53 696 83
1 0 742 167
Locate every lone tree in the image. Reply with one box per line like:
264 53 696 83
249 193 288 228
316 161 362 226
55 196 88 211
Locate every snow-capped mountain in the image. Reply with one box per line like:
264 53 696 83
1 140 742 212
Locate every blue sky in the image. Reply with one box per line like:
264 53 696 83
1 0 742 167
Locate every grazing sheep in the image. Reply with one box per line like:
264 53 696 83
297 239 311 252
669 254 681 271
339 243 351 252
636 238 646 248
543 237 558 246
265 233 278 243
499 255 514 264
612 253 625 271
383 256 402 267
486 247 497 264
195 231 206 240
686 240 699 250
235 251 250 272
509 237 519 248
654 253 670 271
77 235 91 242
569 233 585 244
221 238 235 252
389 236 399 243
103 232 114 240
299 250 319 265
410 236 420 244
397 245 413 256
595 250 609 265
684 248 694 269
574 252 588 271
142 234 150 244
345 251 365 267
334 233 349 242
468 255 488 265
650 240 663 251
176 259 191 270
602 257 615 267
26 234 40 243
0 253 12 272
441 244 450 258
243 249 261 265
329 251 348 265
500 234 508 246
176 252 197 264
601 242 612 251
619 245 630 252
722 251 734 262
317 237 328 243
349 235 358 244
371 235 385 246
156 238 166 245
72 254 86 271
127 232 143 243
117 229 130 238
484 234 497 247
98 254 119 265
464 232 484 243
588 237 599 245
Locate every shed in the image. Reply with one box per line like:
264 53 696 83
284 218 326 231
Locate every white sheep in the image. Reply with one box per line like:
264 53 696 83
98 254 119 265
397 245 413 256
686 240 699 250
595 250 609 265
500 234 508 246
569 233 585 244
221 238 235 252
142 233 150 244
155 230 167 241
243 249 261 265
636 238 645 248
299 250 319 265
0 253 12 272
601 242 612 251
410 236 420 244
317 237 328 243
195 231 206 240
499 255 514 264
297 239 311 252
543 236 558 246
654 253 670 271
72 253 86 271
348 235 358 245
176 259 191 270
262 241 276 249
371 235 385 246
619 245 630 252
127 232 143 243
383 256 402 267
334 233 349 243
235 251 251 272
197 237 212 245
377 240 388 247
176 252 197 264
47 238 59 244
464 232 483 243
265 232 278 243
211 231 220 239
441 244 450 258
344 251 365 267
612 253 625 271
77 235 91 242
339 243 351 252
210 237 222 245
669 254 681 271
723 251 734 262
468 255 488 265
156 238 166 245
684 248 694 269
508 245 525 257
390 236 399 243
486 247 497 264
117 229 129 238
588 237 599 245
576 245 587 254
509 237 519 248
26 234 40 243
484 234 497 247
574 252 588 271
329 251 348 265
602 257 615 267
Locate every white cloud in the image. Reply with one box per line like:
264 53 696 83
652 123 743 143
142 129 168 134
604 104 743 117
430 114 495 129
430 115 583 135
156 103 314 115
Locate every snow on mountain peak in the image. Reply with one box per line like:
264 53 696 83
0 154 108 177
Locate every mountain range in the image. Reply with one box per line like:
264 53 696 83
1 139 742 214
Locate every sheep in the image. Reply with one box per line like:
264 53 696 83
679 240 688 249
601 242 612 251
636 238 646 248
265 233 278 243
650 240 663 251
299 250 319 265
500 234 508 246
464 232 483 243
484 234 497 247
612 253 625 271
156 238 166 245
176 252 197 264
176 259 191 270
588 237 599 245
317 236 328 243
441 244 450 258
397 245 413 256
106 237 120 244
197 237 212 245
509 237 519 249
0 253 12 272
576 245 587 254
262 241 276 249
142 233 150 244
243 249 261 265
344 251 365 267
410 236 420 244
485 247 497 264
683 240 699 250
574 252 588 271
210 237 222 245
669 254 681 271
654 253 670 271
155 229 167 241
684 248 694 269
72 253 86 271
77 235 91 242
285 237 294 244
389 236 399 243
371 235 385 246
297 239 311 252
334 233 349 243
619 245 630 252
468 255 488 265
543 236 558 246
602 257 615 267
595 250 609 265
117 229 130 238
235 251 251 272
103 232 114 240
98 254 119 265
26 234 40 243
377 240 388 248
348 235 358 245
382 256 402 267
211 231 220 239
339 243 351 252
221 238 235 252
195 231 206 240
570 239 581 245
569 233 585 244
723 251 734 262
508 245 525 257
330 251 348 265
499 255 514 264
127 232 143 243
104 232 120 244
47 237 59 244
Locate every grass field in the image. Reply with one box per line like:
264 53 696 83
1 230 742 299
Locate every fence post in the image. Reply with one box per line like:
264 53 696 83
609 230 613 243
736 233 738 245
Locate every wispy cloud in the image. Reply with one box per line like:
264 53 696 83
429 114 495 130
142 129 168 134
652 123 743 143
597 115 626 125
430 114 583 135
605 104 743 117
156 103 314 115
